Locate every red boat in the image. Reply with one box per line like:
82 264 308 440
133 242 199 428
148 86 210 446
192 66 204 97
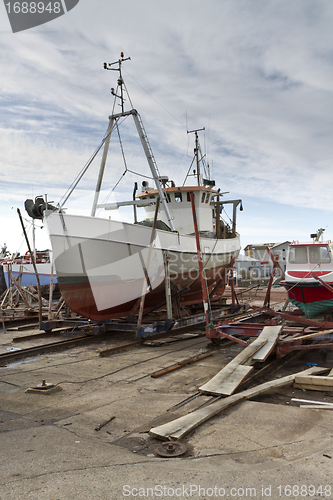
281 231 333 318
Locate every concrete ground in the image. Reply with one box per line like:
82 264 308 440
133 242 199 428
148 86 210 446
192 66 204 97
1 325 333 500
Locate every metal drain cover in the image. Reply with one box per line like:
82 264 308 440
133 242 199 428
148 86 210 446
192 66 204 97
35 380 55 390
154 441 187 457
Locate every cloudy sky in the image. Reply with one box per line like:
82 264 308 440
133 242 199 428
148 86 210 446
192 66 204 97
0 0 332 256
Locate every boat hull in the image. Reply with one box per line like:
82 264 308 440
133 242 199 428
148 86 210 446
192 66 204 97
45 211 240 321
2 262 57 287
283 281 333 318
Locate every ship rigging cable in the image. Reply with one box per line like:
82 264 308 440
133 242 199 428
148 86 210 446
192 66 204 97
58 122 115 209
58 114 130 209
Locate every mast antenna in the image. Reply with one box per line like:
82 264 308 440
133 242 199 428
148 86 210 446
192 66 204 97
187 127 205 186
103 52 131 114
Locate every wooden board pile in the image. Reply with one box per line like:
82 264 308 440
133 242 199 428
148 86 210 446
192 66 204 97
149 325 332 441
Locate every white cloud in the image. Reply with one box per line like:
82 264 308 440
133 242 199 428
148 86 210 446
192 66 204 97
0 0 333 251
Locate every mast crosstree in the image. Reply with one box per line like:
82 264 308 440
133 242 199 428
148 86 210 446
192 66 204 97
92 54 175 231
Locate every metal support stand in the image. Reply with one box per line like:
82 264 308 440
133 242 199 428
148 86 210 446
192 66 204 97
263 246 284 308
163 251 172 319
189 192 211 335
136 198 160 333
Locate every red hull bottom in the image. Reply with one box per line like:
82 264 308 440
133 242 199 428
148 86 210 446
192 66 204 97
58 269 227 321
283 282 333 318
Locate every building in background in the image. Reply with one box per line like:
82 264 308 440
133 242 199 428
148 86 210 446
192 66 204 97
243 241 291 278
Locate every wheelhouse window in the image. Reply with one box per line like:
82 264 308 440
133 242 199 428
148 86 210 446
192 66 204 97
201 192 206 203
288 246 307 264
309 245 331 264
175 192 182 203
205 193 210 203
289 245 331 264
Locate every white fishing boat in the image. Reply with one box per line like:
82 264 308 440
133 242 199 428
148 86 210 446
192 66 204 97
25 54 242 321
1 250 57 288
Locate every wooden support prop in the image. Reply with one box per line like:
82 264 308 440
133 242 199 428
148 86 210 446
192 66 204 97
151 352 213 378
17 208 43 324
0 309 7 334
149 366 328 441
55 299 65 319
99 340 143 357
7 273 31 309
0 287 10 308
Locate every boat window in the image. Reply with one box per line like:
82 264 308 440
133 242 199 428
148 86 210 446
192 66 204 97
201 193 206 203
166 193 171 203
288 246 308 264
309 245 331 264
205 193 210 203
187 192 191 202
175 192 182 203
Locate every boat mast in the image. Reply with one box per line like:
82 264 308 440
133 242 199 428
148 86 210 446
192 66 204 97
91 53 129 217
91 54 175 230
187 127 205 186
131 111 175 231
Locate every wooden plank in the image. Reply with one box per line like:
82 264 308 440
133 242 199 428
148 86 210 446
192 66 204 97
294 383 333 392
199 325 281 396
251 325 282 362
151 352 213 378
300 405 333 409
280 328 333 343
150 366 328 441
294 375 333 387
200 364 253 396
199 338 267 395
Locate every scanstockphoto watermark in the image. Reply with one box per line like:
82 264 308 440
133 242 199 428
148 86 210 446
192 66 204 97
122 484 332 498
3 0 80 33
123 484 234 497
123 484 260 497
